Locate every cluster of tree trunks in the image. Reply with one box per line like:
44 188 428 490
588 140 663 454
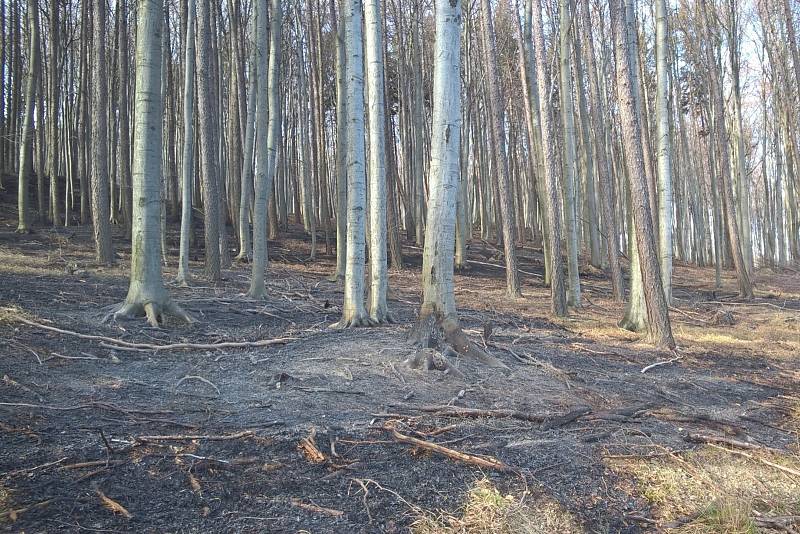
3 0 800 346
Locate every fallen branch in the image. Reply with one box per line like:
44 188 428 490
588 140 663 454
641 355 682 373
298 428 326 464
706 443 800 478
753 515 800 532
384 422 510 472
540 406 592 430
174 375 220 397
289 498 344 517
415 405 590 427
3 456 68 477
0 499 55 521
8 313 294 352
136 430 255 442
685 433 782 453
96 490 132 519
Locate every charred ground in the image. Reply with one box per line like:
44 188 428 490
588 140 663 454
0 203 798 533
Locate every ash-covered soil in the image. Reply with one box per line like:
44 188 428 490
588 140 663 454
1 216 798 533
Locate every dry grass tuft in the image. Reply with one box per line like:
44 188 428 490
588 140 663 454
610 446 800 532
411 478 582 534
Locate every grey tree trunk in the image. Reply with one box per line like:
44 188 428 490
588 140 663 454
15 0 38 233
90 0 114 264
610 0 675 349
559 0 581 307
655 0 673 302
247 0 281 298
365 0 391 323
117 0 132 231
176 0 197 285
331 3 348 282
196 0 221 282
235 36 256 262
115 0 191 327
531 0 567 316
332 0 372 328
416 0 463 323
479 0 522 298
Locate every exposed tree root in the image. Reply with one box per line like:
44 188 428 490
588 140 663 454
406 349 465 378
409 312 508 369
112 299 194 328
369 310 396 325
330 311 377 329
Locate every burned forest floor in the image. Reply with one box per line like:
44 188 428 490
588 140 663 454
1 205 799 533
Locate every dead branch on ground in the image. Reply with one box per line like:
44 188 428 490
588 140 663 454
135 430 255 442
383 422 511 472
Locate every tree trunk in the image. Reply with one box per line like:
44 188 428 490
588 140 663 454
176 0 197 285
479 0 522 298
247 0 281 298
333 0 372 327
196 0 221 282
15 0 38 233
115 0 191 327
91 0 114 264
530 0 567 316
365 0 391 323
558 0 582 307
610 0 675 348
655 0 673 302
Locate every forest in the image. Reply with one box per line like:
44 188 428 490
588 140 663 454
0 0 799 530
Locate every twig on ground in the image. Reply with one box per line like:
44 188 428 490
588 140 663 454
298 428 326 464
705 443 800 478
96 489 132 519
0 499 55 521
641 354 683 373
7 312 295 352
136 430 255 442
3 456 68 477
174 375 221 397
384 422 511 471
289 498 344 517
685 433 782 453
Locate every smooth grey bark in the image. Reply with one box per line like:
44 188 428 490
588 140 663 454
416 0 462 323
247 0 281 298
115 0 191 327
655 0 673 302
479 0 522 298
365 0 391 323
90 0 114 264
16 0 38 233
331 3 348 282
235 30 256 264
559 0 581 307
332 0 372 327
196 0 221 282
176 0 197 285
117 0 132 230
45 0 58 223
